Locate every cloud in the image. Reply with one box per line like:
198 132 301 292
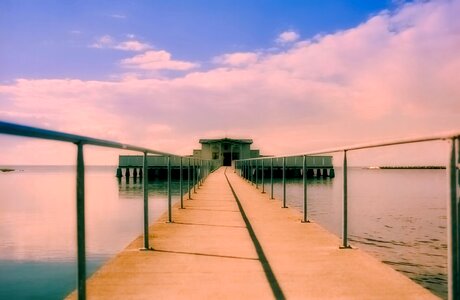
90 35 151 52
213 52 259 66
110 14 126 19
276 30 300 44
120 50 199 71
90 35 114 48
114 41 152 52
1 0 459 165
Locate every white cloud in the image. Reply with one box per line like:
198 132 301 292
1 0 459 165
114 41 152 52
121 50 198 71
90 35 151 52
214 52 259 66
276 30 300 44
110 14 126 19
90 35 114 48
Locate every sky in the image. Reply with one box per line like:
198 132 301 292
0 0 459 165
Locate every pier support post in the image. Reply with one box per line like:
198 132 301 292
75 142 86 300
302 155 309 223
180 157 184 209
167 156 172 223
142 152 150 250
261 159 265 193
448 138 459 300
139 167 143 178
270 158 274 199
116 167 122 178
341 150 351 249
133 168 138 178
125 167 130 178
282 157 287 208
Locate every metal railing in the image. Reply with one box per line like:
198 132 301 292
0 121 220 300
235 132 459 300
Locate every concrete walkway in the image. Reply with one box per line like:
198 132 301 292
68 167 439 299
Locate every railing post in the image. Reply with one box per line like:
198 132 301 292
255 159 259 189
282 157 287 208
180 157 184 209
193 158 196 194
167 156 172 222
188 157 192 199
261 159 265 193
447 138 459 300
76 142 86 300
270 157 274 199
341 150 350 248
302 155 309 223
142 152 150 249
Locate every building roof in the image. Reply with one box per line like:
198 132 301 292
199 138 253 144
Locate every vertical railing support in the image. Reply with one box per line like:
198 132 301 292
142 152 150 249
302 155 309 223
261 159 265 193
167 156 172 222
193 159 196 194
76 142 86 300
448 138 459 300
255 160 259 189
282 157 287 208
188 158 192 199
250 160 254 185
180 157 184 209
270 158 274 199
341 150 350 248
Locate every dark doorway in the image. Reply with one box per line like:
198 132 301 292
223 152 232 166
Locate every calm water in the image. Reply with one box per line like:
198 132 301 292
270 167 447 299
0 166 448 299
0 166 185 299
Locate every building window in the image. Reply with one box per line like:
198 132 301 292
212 152 219 159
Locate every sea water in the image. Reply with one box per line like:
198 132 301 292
0 166 448 299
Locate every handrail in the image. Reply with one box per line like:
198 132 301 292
235 132 459 300
236 132 460 160
0 121 183 157
0 120 220 300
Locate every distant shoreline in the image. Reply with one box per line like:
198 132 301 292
0 168 15 172
367 166 446 170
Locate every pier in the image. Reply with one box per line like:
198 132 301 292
0 121 458 300
67 167 437 299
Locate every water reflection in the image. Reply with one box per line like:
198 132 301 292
0 166 184 299
271 168 447 299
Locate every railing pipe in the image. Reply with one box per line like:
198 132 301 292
448 138 459 300
302 155 309 223
180 157 184 209
270 157 274 199
341 150 350 248
261 159 265 193
142 152 150 249
76 142 86 300
193 159 196 193
167 156 172 222
255 159 259 189
282 157 287 208
187 157 192 199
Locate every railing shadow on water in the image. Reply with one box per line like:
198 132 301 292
234 134 459 300
0 121 220 300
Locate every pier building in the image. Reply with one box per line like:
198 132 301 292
117 137 335 179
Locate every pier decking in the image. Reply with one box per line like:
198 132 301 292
67 166 437 299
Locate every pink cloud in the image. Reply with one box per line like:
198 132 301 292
121 50 198 71
0 0 459 165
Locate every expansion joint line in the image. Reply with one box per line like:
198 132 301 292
224 167 286 300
